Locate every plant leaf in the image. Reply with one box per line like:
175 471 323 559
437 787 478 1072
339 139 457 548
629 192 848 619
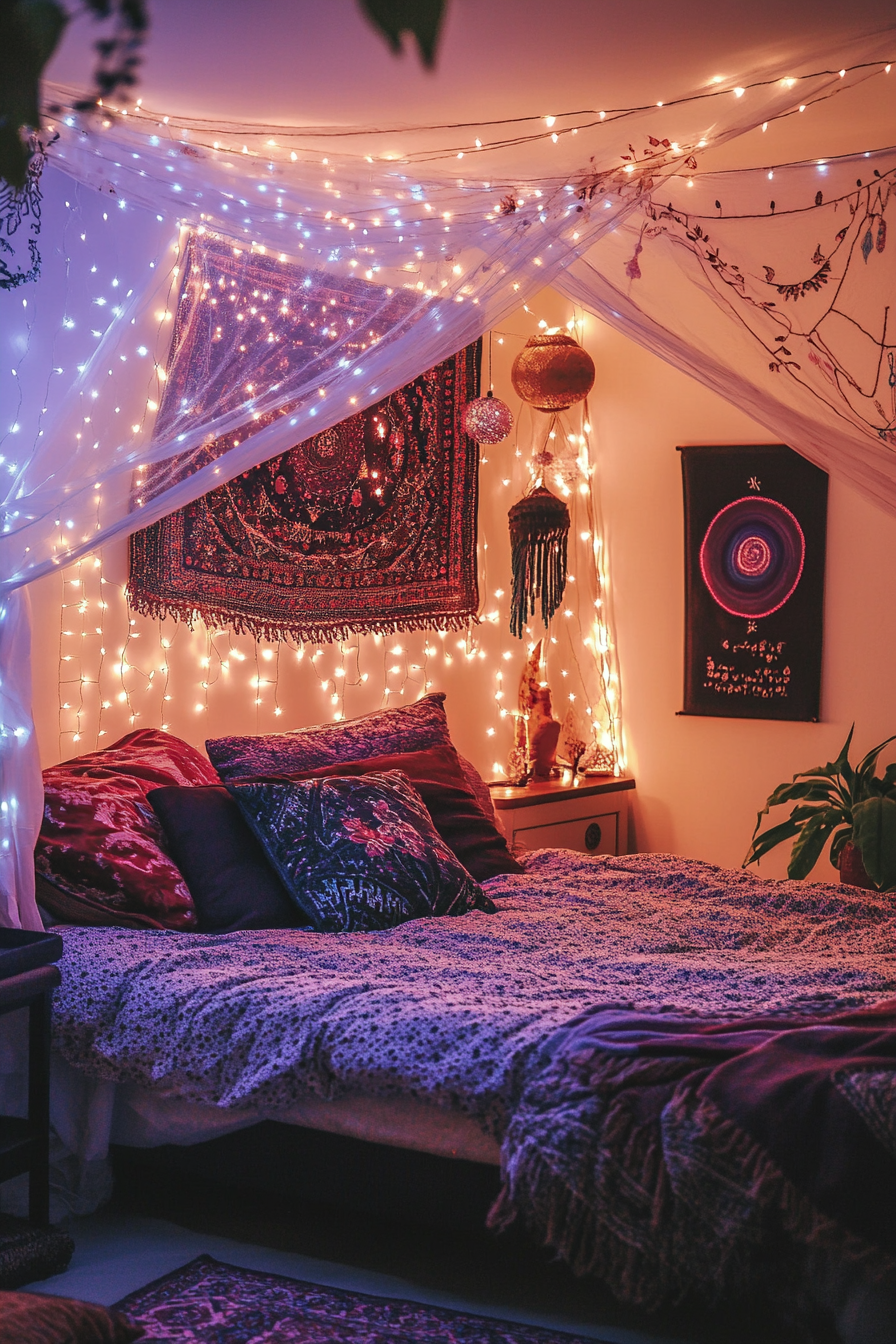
357 0 446 68
772 778 839 807
744 816 803 867
0 0 68 189
855 734 896 785
833 724 855 775
792 726 855 790
851 796 896 890
752 778 838 832
786 808 842 879
789 802 846 825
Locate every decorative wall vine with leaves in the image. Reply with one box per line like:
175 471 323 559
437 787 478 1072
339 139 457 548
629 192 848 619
632 168 896 447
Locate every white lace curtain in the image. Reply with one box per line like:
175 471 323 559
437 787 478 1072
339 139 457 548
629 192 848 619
0 32 893 926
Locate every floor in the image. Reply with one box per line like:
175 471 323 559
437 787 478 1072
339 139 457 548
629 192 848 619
34 1208 672 1343
27 1161 792 1344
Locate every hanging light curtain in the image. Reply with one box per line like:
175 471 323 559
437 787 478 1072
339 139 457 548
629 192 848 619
0 36 893 924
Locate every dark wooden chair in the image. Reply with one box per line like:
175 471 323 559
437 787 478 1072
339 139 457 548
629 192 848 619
0 934 63 1228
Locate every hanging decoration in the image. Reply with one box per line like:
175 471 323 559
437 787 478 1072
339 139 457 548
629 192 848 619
511 332 595 411
128 240 483 644
0 139 48 290
508 485 570 638
681 444 828 722
462 390 514 445
558 149 896 512
462 330 514 444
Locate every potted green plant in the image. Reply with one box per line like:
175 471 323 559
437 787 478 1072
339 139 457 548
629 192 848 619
743 726 896 890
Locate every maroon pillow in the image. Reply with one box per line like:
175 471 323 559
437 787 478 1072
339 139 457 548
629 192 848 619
284 745 522 883
36 729 219 930
206 691 454 781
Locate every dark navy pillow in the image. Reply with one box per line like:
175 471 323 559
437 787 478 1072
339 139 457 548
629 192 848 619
148 784 303 933
227 771 495 933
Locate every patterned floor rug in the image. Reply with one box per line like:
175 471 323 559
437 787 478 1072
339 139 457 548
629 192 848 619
113 1254 606 1342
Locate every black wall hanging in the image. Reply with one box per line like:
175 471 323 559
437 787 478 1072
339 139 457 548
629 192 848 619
680 444 828 721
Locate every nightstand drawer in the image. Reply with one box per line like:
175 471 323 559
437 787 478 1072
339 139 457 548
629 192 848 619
490 776 634 857
512 808 619 855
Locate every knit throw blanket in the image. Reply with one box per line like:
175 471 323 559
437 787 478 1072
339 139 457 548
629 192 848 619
491 999 896 1318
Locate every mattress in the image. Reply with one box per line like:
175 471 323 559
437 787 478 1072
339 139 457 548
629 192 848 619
110 1082 501 1164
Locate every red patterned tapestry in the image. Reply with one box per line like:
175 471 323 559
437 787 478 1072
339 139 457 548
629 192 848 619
129 342 481 642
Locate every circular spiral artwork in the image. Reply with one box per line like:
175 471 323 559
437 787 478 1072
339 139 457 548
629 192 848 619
699 496 805 618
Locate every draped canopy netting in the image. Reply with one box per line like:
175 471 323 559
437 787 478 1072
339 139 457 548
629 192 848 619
560 145 896 511
0 31 894 927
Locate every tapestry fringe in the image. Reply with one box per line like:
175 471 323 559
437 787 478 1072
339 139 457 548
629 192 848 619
126 587 480 645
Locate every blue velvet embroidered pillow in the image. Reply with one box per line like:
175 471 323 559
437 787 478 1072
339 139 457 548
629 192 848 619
227 770 495 933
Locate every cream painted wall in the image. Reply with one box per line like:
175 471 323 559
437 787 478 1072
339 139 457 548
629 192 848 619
571 304 896 879
27 290 896 880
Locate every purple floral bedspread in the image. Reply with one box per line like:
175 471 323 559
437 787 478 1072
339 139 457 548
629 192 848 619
52 851 896 1139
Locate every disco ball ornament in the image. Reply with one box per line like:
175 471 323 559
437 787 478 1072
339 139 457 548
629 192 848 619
511 333 595 412
461 390 514 444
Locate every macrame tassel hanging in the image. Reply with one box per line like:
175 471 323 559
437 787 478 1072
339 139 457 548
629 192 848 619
508 486 570 638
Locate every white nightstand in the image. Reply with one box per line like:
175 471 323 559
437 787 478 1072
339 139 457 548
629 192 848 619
488 776 635 856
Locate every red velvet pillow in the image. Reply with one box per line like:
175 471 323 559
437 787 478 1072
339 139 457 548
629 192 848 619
284 744 523 883
36 729 219 930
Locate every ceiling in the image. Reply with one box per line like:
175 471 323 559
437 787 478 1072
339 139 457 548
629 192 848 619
43 0 896 194
46 1 896 174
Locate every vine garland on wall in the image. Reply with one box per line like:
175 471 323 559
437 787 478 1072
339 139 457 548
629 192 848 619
634 163 896 447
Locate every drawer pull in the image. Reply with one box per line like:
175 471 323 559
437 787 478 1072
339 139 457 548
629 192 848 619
584 822 602 851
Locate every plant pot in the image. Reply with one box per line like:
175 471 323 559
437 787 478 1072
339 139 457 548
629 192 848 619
838 841 877 890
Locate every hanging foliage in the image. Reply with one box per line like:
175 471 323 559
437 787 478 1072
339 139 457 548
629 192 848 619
0 0 148 190
0 0 447 188
508 486 570 639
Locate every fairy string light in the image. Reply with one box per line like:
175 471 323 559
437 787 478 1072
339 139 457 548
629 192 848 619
47 254 639 783
45 58 893 170
93 556 109 743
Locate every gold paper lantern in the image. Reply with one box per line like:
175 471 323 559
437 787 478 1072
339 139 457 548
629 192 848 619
511 333 595 412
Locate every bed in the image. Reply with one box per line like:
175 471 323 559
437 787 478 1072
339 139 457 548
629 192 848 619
22 701 896 1341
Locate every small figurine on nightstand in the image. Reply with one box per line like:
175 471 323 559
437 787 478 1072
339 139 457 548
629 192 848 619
513 640 561 781
559 707 587 777
505 744 530 787
580 725 617 776
528 685 561 779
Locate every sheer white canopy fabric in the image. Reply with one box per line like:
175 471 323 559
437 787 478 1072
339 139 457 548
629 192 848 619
0 34 893 926
558 144 896 515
